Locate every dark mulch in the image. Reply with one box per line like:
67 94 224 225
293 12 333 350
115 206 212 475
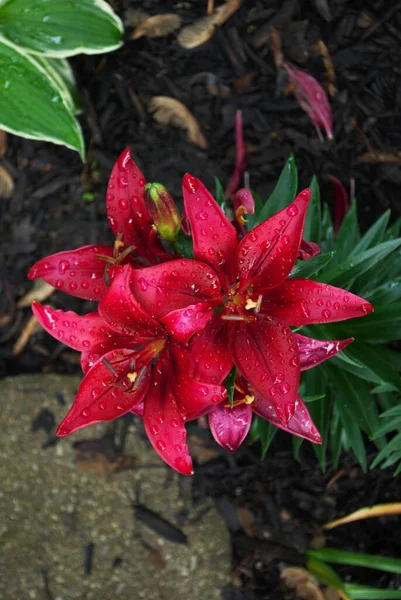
2 0 401 597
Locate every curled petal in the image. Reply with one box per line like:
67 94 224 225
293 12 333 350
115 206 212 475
160 302 214 344
231 317 300 425
182 173 238 285
225 109 247 199
298 239 321 261
28 245 112 301
56 349 151 436
295 333 353 371
253 395 322 443
99 265 164 340
106 147 154 260
129 259 222 319
209 402 252 452
236 188 311 289
189 316 232 384
263 278 373 326
144 362 193 476
284 64 333 141
130 401 144 418
32 302 117 352
327 174 350 233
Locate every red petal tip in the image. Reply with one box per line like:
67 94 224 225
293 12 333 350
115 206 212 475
182 173 199 194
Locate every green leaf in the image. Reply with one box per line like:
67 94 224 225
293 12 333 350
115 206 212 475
308 548 401 575
345 583 401 599
246 190 263 231
344 342 401 391
365 276 401 305
256 154 297 224
343 303 401 342
350 210 391 256
303 368 330 470
175 230 194 259
251 417 277 459
224 366 236 408
317 239 401 289
371 432 401 469
290 251 335 279
0 37 84 156
303 175 321 243
331 198 360 265
214 176 225 208
306 557 345 590
383 216 401 241
320 202 334 252
0 0 123 57
34 55 79 113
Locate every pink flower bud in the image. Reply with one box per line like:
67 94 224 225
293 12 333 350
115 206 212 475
143 183 181 243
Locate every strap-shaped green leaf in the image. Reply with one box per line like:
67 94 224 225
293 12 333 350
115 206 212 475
290 251 335 279
256 154 298 224
0 0 123 57
0 37 84 156
303 175 321 243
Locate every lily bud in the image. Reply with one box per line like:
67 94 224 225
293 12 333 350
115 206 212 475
143 183 181 243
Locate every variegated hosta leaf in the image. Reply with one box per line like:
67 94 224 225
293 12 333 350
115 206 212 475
0 0 123 57
35 56 81 114
0 37 84 156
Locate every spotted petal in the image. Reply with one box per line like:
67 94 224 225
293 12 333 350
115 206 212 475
231 317 300 425
209 402 252 452
295 333 353 371
183 173 238 285
253 395 322 443
236 188 310 289
262 279 373 326
143 359 193 476
160 302 214 344
189 316 232 384
56 349 151 436
99 264 164 340
106 147 153 259
32 302 118 352
28 245 113 301
129 259 222 319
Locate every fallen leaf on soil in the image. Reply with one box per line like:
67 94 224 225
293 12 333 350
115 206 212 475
313 40 336 97
282 568 325 600
0 163 14 198
269 26 283 68
235 506 258 537
323 502 401 530
0 130 7 158
356 151 401 165
75 451 138 474
17 280 55 308
177 0 243 49
131 14 182 39
149 96 208 149
13 314 42 355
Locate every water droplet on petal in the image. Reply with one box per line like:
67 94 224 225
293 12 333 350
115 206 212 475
150 425 159 435
59 260 70 273
286 204 299 216
156 439 166 451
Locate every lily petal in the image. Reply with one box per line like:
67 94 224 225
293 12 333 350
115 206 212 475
231 317 300 425
106 147 153 259
28 245 113 301
56 349 151 436
295 333 353 370
298 239 320 261
173 375 227 421
209 402 252 452
189 316 232 384
129 259 222 318
99 264 164 339
182 173 237 285
262 278 373 326
160 302 214 344
236 188 310 288
143 361 193 476
32 302 117 352
253 395 322 443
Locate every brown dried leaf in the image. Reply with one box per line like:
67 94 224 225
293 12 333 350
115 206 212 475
13 314 41 356
75 452 138 473
0 130 7 158
357 151 401 165
131 13 182 40
177 0 243 49
0 163 14 198
213 0 243 26
17 280 55 308
177 16 216 49
149 96 208 149
235 506 258 537
281 568 325 600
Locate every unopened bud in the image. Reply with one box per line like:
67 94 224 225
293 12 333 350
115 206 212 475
143 183 181 243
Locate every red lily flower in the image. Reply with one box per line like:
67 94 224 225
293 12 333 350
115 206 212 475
28 148 170 301
127 175 372 427
190 320 352 451
32 264 226 475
